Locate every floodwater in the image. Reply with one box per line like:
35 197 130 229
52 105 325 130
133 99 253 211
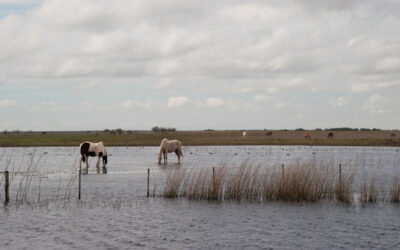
1 146 400 249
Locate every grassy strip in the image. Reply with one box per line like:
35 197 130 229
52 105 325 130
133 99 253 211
1 130 400 147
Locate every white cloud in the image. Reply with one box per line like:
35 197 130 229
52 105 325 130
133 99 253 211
347 36 363 47
151 78 176 90
351 83 372 93
205 97 224 108
219 4 291 22
123 99 153 109
167 96 188 108
362 94 392 116
375 57 400 73
0 0 39 3
0 99 17 108
253 94 266 103
329 96 351 107
28 102 70 113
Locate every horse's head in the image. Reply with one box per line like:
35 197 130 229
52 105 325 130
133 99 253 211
157 152 162 164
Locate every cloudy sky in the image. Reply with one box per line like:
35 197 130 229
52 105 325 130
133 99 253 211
1 0 399 131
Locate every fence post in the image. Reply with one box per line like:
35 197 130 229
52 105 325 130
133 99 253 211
4 171 9 204
339 163 342 191
147 168 150 198
78 166 81 200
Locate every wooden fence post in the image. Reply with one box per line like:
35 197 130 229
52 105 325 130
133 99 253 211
147 168 150 198
339 163 342 191
4 171 9 204
78 167 81 200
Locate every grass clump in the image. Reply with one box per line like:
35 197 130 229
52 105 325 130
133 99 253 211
162 160 357 203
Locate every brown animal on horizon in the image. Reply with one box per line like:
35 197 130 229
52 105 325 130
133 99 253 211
327 132 334 139
391 133 396 137
304 133 311 140
266 131 272 136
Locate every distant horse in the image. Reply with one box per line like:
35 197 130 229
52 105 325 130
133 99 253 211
327 132 334 139
158 138 183 164
242 131 247 139
391 133 396 137
304 133 311 140
266 131 272 136
79 141 108 173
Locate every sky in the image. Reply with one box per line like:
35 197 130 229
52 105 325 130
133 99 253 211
0 0 400 131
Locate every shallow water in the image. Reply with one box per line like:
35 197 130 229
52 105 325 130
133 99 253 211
0 146 400 249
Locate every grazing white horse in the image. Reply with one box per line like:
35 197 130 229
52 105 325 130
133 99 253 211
79 141 108 173
157 138 183 164
242 131 247 139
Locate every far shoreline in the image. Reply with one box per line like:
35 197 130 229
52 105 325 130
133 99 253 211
0 130 399 147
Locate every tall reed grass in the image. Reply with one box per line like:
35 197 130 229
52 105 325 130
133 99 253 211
390 176 400 203
162 160 358 203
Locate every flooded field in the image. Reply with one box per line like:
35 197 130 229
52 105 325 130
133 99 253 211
1 146 400 249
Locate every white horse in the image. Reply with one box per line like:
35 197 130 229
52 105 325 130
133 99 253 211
79 141 108 173
157 138 183 164
242 131 247 139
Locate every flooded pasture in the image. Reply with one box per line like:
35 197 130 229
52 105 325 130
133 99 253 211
1 146 400 249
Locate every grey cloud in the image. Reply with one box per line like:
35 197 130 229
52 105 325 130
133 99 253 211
0 0 400 130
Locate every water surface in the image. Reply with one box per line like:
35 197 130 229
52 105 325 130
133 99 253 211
0 146 399 249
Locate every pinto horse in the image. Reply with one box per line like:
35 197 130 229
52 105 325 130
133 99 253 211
304 133 311 140
158 138 183 164
80 141 108 173
327 132 334 139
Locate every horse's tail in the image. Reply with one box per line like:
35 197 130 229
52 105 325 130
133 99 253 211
180 150 183 158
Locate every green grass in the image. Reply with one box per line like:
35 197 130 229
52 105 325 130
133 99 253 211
0 130 399 147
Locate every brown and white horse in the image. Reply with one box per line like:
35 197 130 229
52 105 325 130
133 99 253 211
157 138 183 164
304 133 311 140
80 141 108 173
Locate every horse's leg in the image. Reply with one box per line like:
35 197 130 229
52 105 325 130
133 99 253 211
175 149 180 163
164 150 167 163
86 156 89 174
96 156 100 174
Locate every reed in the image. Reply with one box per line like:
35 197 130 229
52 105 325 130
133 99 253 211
360 176 378 205
163 168 186 198
334 166 355 204
162 160 356 203
390 176 400 203
183 168 210 200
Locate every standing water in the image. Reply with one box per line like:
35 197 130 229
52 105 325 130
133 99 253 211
0 146 399 249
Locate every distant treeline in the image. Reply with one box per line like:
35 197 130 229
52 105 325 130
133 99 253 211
151 126 177 133
1 127 390 135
